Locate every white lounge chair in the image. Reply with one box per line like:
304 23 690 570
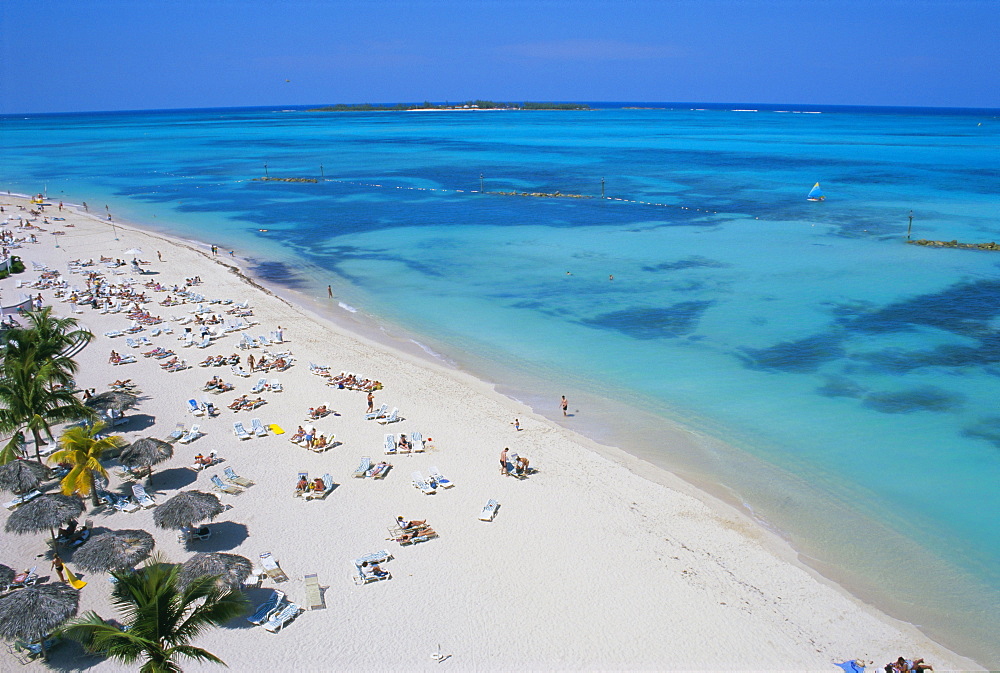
224 466 254 488
178 424 202 444
479 498 500 522
262 602 301 633
270 379 283 393
384 434 397 455
410 431 425 452
233 422 252 440
188 399 204 416
304 573 324 610
248 590 286 625
259 552 289 582
365 404 388 421
411 471 436 495
211 474 243 496
428 466 454 489
196 336 212 349
4 490 42 510
166 422 185 442
377 408 400 425
232 365 250 378
353 456 371 478
250 418 268 437
132 484 156 508
250 378 268 394
125 337 139 349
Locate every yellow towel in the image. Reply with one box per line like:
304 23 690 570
66 565 87 590
269 424 285 435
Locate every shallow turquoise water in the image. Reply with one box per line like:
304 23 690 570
2 104 998 663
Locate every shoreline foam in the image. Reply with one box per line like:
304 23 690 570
0 191 984 670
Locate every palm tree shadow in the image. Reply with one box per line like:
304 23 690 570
44 638 108 671
223 585 273 630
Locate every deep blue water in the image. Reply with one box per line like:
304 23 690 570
2 104 999 664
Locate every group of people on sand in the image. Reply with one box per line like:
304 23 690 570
306 405 331 419
325 371 381 391
228 395 265 412
885 658 933 673
203 376 235 393
192 452 218 469
294 474 327 495
392 516 436 543
289 425 330 450
499 447 531 477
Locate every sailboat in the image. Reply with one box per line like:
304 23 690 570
807 182 825 201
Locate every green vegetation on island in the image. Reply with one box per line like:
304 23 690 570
308 100 590 112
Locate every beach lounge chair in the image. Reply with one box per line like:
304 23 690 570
479 498 500 522
224 466 254 488
125 337 139 349
188 399 204 416
262 602 301 633
4 489 42 510
270 379 283 392
353 456 372 478
248 590 286 625
305 474 334 500
384 434 397 455
233 422 252 441
211 474 243 496
352 557 392 585
132 484 156 508
104 330 123 338
240 333 255 349
179 525 212 543
250 418 268 437
304 573 324 610
251 378 268 394
232 365 250 378
410 431 425 452
166 423 185 442
365 403 388 421
377 408 400 425
412 471 436 496
370 461 391 479
196 336 212 349
259 552 289 582
428 466 454 489
178 424 202 444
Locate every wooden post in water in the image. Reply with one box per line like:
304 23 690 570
264 163 269 178
907 210 913 240
480 173 484 193
320 165 324 179
601 177 605 198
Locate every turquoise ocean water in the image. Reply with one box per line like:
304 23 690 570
2 104 998 664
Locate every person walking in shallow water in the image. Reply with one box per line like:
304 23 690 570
561 396 568 416
328 285 333 299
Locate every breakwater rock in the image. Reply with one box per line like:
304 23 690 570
485 190 592 199
908 239 1000 251
253 177 319 183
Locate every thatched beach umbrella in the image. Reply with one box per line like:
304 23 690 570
118 438 173 484
84 391 137 414
177 552 252 592
0 564 15 588
5 494 84 539
0 460 47 494
152 490 223 531
0 583 79 659
73 529 155 574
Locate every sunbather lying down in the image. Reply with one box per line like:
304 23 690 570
392 527 436 543
396 516 426 530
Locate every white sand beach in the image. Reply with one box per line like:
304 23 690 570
0 193 981 671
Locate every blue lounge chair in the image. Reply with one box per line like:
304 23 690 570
248 590 286 625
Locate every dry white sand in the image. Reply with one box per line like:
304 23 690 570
0 194 981 671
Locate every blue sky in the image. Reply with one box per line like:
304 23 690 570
2 0 997 113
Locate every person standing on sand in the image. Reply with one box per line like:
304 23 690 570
367 391 374 413
157 251 162 262
500 447 509 476
247 354 255 372
52 554 65 583
328 285 333 299
512 418 520 431
561 396 568 416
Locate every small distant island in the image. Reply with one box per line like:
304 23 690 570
308 100 590 112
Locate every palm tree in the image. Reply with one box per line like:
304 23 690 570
60 554 248 673
0 355 91 464
0 308 94 464
49 423 124 507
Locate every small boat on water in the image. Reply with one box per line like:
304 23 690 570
807 182 825 201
